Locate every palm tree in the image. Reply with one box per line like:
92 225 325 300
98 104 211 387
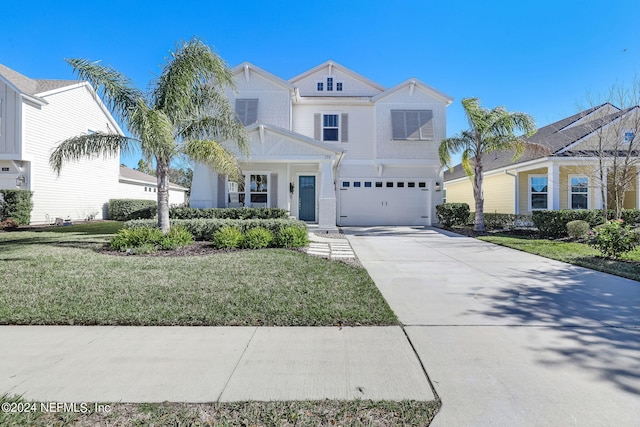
439 97 536 232
50 38 247 232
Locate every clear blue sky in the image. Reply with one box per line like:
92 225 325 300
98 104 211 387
3 0 639 168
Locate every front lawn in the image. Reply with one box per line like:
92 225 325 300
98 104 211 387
478 233 640 282
0 222 397 326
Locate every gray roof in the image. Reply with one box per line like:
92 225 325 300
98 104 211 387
119 166 189 191
0 63 77 99
444 103 631 181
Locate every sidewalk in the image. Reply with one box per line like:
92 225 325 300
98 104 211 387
1 325 434 403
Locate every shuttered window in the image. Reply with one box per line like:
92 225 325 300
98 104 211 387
314 113 348 142
235 99 258 126
391 110 434 140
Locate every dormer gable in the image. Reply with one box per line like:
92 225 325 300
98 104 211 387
230 62 295 93
290 60 385 97
372 78 453 105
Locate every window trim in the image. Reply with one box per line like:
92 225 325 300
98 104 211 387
568 174 590 210
321 112 341 142
529 174 548 211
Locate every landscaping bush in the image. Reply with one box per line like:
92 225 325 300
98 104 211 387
470 213 534 230
0 218 19 230
241 227 274 249
436 203 470 227
110 226 194 252
621 209 640 225
108 199 157 221
532 210 605 238
125 218 307 241
275 226 309 248
0 190 33 225
566 220 590 239
588 220 640 259
211 226 244 249
169 206 289 220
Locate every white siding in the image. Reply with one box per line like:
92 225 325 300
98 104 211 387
23 84 121 223
375 86 447 160
117 181 186 205
227 70 291 129
293 67 382 97
0 80 21 158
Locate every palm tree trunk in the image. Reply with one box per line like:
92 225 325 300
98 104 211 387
473 159 485 232
156 161 171 233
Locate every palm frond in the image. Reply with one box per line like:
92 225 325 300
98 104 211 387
178 114 248 156
130 101 176 164
439 131 476 170
50 133 132 175
65 58 144 125
182 139 242 180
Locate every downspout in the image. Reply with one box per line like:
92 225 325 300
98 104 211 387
505 169 518 214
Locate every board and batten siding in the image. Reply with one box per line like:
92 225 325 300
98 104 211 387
0 80 21 157
23 84 121 223
293 67 381 97
374 87 447 161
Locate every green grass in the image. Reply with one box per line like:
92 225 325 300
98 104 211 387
0 222 397 326
479 233 640 281
0 394 440 426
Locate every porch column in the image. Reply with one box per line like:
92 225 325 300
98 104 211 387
547 163 560 210
318 159 337 231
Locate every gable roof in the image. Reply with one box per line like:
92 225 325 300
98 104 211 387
0 63 77 102
119 166 189 191
244 123 345 154
372 78 453 105
231 62 295 91
444 103 633 181
289 60 386 92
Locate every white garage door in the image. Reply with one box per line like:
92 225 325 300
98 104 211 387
338 179 431 226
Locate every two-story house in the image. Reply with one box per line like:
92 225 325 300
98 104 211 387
190 61 453 230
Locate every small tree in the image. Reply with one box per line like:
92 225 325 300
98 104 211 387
439 98 537 231
50 38 247 232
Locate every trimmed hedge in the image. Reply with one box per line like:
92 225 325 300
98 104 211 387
125 218 307 241
169 206 289 220
0 189 33 225
532 210 605 238
436 203 470 227
108 199 157 221
468 213 534 230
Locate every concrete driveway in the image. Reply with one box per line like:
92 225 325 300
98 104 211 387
345 227 640 427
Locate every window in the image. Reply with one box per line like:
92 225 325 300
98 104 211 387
397 182 404 188
530 176 548 210
407 182 415 188
353 181 361 187
365 182 372 188
443 189 447 204
623 130 635 144
235 99 258 126
250 174 268 205
418 182 426 188
386 182 393 188
569 176 589 209
327 77 333 91
342 181 350 187
375 182 383 188
323 114 339 141
317 82 324 91
336 82 343 92
228 177 245 206
391 110 434 140
1 167 9 172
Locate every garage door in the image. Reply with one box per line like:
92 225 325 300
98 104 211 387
338 179 431 226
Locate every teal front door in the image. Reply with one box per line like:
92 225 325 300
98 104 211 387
299 176 316 222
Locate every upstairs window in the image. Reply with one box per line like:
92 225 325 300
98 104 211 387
336 82 343 92
327 77 333 91
235 99 258 126
323 114 339 141
391 110 434 140
317 82 324 91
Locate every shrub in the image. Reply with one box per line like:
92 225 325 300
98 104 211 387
110 226 193 252
0 190 33 225
159 226 194 250
169 207 289 220
621 209 640 226
242 227 274 249
566 220 590 239
275 226 309 248
212 226 244 249
532 210 605 238
125 218 307 241
108 199 157 221
473 213 534 230
588 220 640 259
0 218 19 230
436 203 470 227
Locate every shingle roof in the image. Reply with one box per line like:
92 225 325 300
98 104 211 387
119 166 189 191
0 63 77 98
444 103 631 181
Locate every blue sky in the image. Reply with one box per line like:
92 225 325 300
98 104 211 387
3 0 639 168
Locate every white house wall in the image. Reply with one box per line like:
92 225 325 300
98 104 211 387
0 80 21 158
23 85 120 223
227 70 291 129
293 67 382 97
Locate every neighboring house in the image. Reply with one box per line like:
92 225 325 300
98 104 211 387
191 60 453 229
118 166 188 205
444 103 640 214
0 63 125 223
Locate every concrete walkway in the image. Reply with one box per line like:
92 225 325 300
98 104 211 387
345 226 640 427
306 232 356 260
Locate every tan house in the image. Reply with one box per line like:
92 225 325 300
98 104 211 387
444 103 640 214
